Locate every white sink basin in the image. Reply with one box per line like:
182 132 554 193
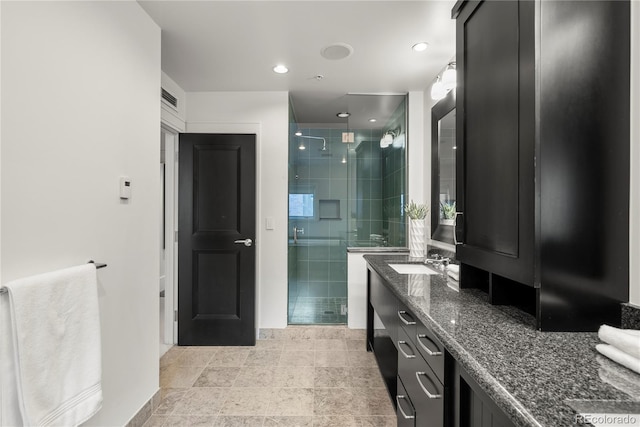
389 264 439 275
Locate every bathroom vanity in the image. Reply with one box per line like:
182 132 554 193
365 255 640 427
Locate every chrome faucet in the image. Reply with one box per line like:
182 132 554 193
425 254 450 279
293 226 304 244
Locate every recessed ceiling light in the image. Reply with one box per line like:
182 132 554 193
273 65 289 74
337 112 350 118
412 42 429 52
369 118 377 123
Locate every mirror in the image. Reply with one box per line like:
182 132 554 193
431 91 456 245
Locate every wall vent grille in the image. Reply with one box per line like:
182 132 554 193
161 88 178 109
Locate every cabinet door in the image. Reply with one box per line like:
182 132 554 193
455 0 535 286
397 377 416 427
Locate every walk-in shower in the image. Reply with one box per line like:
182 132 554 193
288 94 407 324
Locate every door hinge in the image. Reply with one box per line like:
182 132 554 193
174 231 178 242
175 152 179 162
174 310 178 322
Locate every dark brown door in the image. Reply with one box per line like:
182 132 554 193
178 133 256 346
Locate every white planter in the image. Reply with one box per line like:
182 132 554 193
441 218 455 226
409 218 426 258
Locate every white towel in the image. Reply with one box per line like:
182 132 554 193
598 324 640 359
0 265 103 426
596 344 640 376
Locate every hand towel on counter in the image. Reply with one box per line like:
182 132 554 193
597 355 640 400
596 344 640 376
0 264 103 426
598 324 640 359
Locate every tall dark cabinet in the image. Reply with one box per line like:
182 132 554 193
453 0 630 331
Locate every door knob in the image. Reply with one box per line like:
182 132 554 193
234 238 253 247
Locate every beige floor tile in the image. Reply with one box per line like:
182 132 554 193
313 367 351 388
347 368 386 388
163 415 217 426
155 388 189 415
208 348 251 367
264 416 313 426
176 349 217 367
193 367 240 387
272 367 315 388
346 352 378 368
315 351 349 368
345 340 367 352
172 388 227 416
160 365 205 388
313 388 357 416
220 388 272 416
313 328 346 340
161 347 186 368
314 339 346 351
142 415 166 427
283 340 316 351
312 415 359 427
255 340 285 350
244 350 282 367
285 328 315 340
344 329 366 340
279 351 315 367
266 388 314 416
351 388 395 416
214 416 266 426
354 415 396 426
259 329 287 340
234 366 277 387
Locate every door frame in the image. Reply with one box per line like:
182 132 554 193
161 124 179 345
185 122 261 340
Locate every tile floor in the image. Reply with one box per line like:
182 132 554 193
145 327 395 427
288 297 348 324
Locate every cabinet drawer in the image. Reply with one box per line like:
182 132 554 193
397 301 417 344
416 322 445 385
397 376 416 427
398 327 445 427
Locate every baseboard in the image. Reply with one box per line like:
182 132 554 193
125 388 162 427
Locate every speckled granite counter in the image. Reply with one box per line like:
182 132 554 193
364 254 640 427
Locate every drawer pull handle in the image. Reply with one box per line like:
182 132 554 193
397 310 416 325
417 334 443 357
416 372 442 399
398 341 416 359
396 395 415 419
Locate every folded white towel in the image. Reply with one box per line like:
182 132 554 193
598 324 640 359
0 265 103 426
596 343 640 376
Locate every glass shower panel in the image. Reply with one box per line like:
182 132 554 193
288 126 349 324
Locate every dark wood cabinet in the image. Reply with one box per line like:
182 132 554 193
454 362 514 427
453 0 630 331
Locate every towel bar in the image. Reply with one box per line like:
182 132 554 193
0 261 107 294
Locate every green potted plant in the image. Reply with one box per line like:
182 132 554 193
440 201 456 226
404 201 429 258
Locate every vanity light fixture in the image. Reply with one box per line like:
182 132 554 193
295 131 302 136
431 61 457 100
337 112 350 118
341 155 347 164
442 62 457 90
298 141 306 150
431 76 447 101
412 42 429 52
273 64 289 74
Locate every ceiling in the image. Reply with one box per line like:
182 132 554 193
139 1 457 126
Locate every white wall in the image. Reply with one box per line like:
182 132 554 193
1 2 161 425
408 91 426 206
186 91 289 329
630 0 640 306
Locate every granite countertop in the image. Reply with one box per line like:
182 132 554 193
364 254 640 427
